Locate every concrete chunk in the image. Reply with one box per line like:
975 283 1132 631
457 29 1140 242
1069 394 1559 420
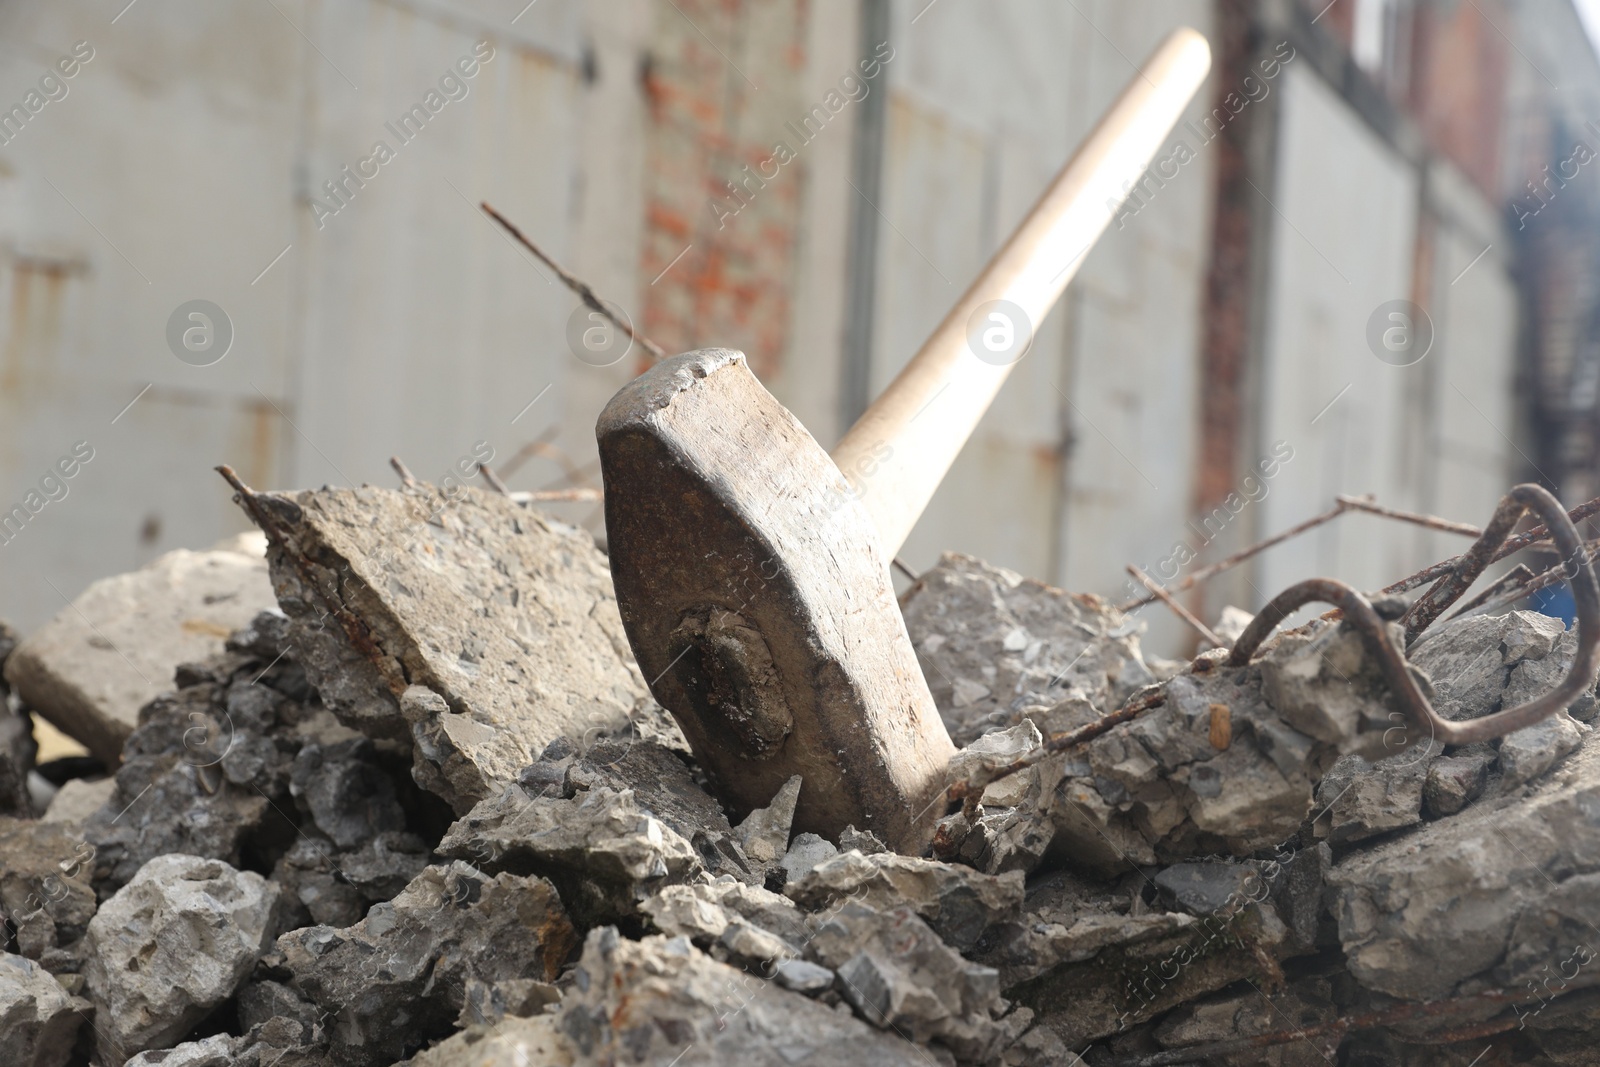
4 550 276 765
902 553 1155 746
234 484 647 813
0 952 90 1067
273 861 577 1067
558 927 933 1066
84 854 279 1065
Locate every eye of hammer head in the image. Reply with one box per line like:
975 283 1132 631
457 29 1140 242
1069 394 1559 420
597 349 955 852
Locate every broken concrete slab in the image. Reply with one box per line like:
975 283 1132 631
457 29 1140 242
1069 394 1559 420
1409 610 1577 724
901 553 1156 746
84 854 279 1065
229 483 648 813
786 850 1024 952
1046 659 1321 871
436 783 701 925
4 549 277 766
0 951 91 1067
557 927 935 1066
271 861 577 1067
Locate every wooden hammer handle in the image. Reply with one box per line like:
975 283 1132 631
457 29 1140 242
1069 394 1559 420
831 28 1212 560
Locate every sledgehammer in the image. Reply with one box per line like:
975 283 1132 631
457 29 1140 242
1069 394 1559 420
598 30 1211 852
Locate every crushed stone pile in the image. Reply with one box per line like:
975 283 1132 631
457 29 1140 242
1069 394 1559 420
1 486 1597 1066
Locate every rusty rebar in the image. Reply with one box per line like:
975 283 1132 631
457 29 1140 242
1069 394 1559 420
1229 487 1600 746
1402 484 1597 642
1127 565 1223 647
1117 495 1483 614
481 202 667 362
1381 494 1600 596
1437 539 1600 629
389 456 417 487
1444 562 1535 620
477 463 511 497
1117 502 1348 613
1335 494 1482 536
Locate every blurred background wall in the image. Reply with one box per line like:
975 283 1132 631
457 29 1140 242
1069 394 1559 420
1 0 1597 657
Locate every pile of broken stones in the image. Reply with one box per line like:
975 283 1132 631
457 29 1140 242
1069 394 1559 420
3 482 1599 1066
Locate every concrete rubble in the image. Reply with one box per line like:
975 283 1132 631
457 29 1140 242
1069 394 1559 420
3 547 276 766
84 854 279 1064
0 951 90 1067
3 497 1600 1065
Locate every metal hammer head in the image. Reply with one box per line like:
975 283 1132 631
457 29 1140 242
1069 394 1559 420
597 349 956 852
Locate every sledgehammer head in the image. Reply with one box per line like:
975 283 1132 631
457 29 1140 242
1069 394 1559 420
597 349 956 853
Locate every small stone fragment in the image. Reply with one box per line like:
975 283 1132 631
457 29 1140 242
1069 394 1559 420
289 738 406 849
124 1035 238 1067
1257 621 1406 760
84 854 279 1064
787 850 1023 952
775 958 835 994
4 549 276 765
1212 606 1254 644
0 818 97 967
735 774 801 869
946 720 1042 806
1312 743 1440 844
719 921 799 971
558 927 932 1066
406 1014 576 1066
807 902 1006 1061
780 832 838 884
641 879 810 946
1497 712 1585 788
838 825 889 855
1424 751 1494 816
1153 861 1263 917
0 951 91 1067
